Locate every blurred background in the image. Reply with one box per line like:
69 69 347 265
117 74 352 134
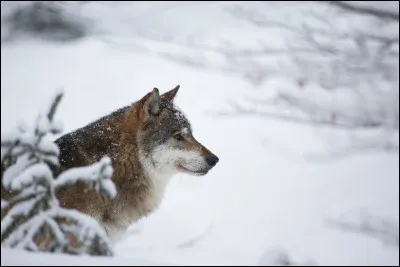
1 1 399 265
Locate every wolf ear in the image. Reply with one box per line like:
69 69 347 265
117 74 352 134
142 88 161 119
161 85 180 102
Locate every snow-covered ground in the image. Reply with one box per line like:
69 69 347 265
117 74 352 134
1 1 399 266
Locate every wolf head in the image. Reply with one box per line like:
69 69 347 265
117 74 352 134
134 85 219 177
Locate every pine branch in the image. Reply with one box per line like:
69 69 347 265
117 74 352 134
1 90 116 256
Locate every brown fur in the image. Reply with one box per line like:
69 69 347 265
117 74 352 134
54 90 165 235
1 86 219 244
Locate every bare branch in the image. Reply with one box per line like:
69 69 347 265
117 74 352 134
328 1 399 21
210 105 382 131
225 4 399 60
47 90 64 121
326 212 399 248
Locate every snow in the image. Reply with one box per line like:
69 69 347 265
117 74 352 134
1 197 38 237
2 200 115 255
8 163 52 191
1 1 399 266
1 247 174 266
54 156 116 199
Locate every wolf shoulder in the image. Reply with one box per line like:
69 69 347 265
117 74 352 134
53 112 122 174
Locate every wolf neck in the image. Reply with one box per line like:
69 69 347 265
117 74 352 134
122 104 176 185
116 105 175 210
138 149 175 190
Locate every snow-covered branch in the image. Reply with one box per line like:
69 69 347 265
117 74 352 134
1 90 117 256
54 157 116 200
1 90 64 173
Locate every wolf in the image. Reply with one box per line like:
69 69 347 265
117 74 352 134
52 85 219 243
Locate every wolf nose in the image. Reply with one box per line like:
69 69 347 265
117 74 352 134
206 155 219 167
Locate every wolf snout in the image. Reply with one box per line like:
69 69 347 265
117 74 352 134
205 154 219 168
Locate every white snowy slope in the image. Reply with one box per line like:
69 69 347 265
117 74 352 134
1 1 399 266
0 248 175 266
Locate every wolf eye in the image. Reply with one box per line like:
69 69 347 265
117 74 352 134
174 133 184 141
